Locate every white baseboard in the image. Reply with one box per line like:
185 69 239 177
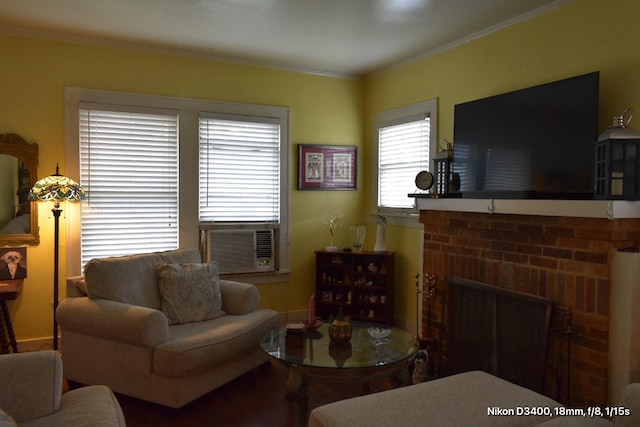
16 338 55 352
278 309 307 325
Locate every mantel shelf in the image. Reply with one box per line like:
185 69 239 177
411 196 640 219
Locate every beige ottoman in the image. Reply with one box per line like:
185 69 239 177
310 370 562 427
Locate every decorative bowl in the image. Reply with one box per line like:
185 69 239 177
329 308 352 342
367 326 391 340
329 323 352 342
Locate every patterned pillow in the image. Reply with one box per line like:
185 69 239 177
157 262 225 325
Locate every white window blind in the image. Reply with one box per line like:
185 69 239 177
79 105 179 267
378 115 430 209
199 114 280 222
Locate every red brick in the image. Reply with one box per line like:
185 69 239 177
543 247 573 259
558 236 591 250
530 256 557 269
574 251 607 264
503 252 528 264
596 279 610 317
517 223 544 235
491 221 518 232
432 234 450 243
420 211 640 406
544 225 576 238
492 240 515 252
516 243 543 256
529 235 558 246
424 242 441 251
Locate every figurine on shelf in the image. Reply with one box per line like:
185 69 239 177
321 211 343 252
411 350 429 384
373 214 387 253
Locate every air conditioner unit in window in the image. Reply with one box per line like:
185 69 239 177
204 229 274 274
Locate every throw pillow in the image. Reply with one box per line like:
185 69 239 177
157 262 225 325
0 409 17 427
70 277 88 295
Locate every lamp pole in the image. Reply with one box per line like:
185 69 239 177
52 202 61 351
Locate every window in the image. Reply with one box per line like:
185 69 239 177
79 105 179 267
199 114 280 222
65 88 290 279
198 114 283 274
373 98 438 215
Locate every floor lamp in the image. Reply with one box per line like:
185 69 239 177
29 164 85 351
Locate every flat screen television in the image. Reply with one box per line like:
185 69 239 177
452 71 600 199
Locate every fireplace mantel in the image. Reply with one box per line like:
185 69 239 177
413 197 640 219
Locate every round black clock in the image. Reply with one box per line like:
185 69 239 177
415 170 434 191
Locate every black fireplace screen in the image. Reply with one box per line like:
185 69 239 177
447 277 553 393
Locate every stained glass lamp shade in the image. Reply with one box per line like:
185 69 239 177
28 165 85 205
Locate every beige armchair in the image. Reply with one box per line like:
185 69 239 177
56 248 280 408
0 351 125 427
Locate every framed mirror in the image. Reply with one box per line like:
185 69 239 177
0 133 39 245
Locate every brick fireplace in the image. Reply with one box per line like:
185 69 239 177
418 206 640 407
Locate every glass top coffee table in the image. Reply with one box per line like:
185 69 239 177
260 321 418 424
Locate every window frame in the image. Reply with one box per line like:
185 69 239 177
65 87 290 282
371 98 438 227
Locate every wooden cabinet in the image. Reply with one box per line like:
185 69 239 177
314 250 395 325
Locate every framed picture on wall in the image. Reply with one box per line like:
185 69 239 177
298 144 357 190
0 247 27 280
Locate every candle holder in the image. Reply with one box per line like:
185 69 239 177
302 318 322 330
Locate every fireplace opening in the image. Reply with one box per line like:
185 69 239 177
444 276 554 393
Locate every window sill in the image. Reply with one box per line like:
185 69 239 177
221 270 290 285
367 211 422 228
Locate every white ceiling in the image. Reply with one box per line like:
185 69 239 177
0 0 570 76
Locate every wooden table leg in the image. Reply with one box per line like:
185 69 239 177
1 301 18 353
0 301 10 354
394 363 412 387
285 364 309 427
285 364 308 399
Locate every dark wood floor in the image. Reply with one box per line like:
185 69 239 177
113 362 394 427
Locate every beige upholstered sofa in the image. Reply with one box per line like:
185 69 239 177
0 350 125 426
309 370 640 427
56 248 280 408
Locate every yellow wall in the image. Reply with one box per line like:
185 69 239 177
4 0 640 341
363 0 640 329
365 0 640 139
0 34 364 340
